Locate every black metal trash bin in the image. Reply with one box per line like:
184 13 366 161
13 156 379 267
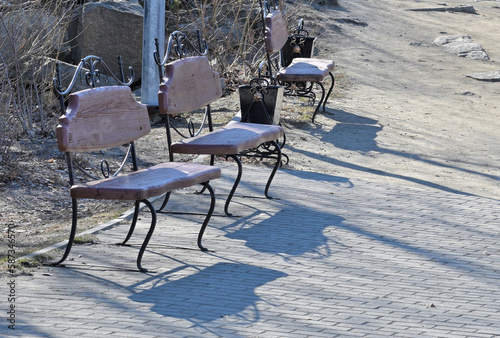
239 79 284 125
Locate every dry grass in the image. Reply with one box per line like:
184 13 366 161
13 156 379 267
0 0 73 179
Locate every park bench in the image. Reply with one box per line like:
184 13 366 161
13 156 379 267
51 56 221 272
154 32 284 216
259 0 335 123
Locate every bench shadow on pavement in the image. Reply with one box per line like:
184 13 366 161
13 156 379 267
223 205 346 258
128 262 287 323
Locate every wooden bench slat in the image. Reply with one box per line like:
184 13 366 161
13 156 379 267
277 58 335 82
71 162 221 200
171 122 284 155
265 10 289 54
291 58 335 72
277 66 330 82
57 86 151 152
158 56 223 116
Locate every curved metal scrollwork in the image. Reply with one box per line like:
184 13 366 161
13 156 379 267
100 160 110 178
292 19 310 37
279 80 317 106
167 107 210 140
53 55 134 99
155 31 211 140
258 60 279 84
249 77 271 99
241 77 275 125
239 141 289 165
154 31 208 73
68 143 134 181
288 36 308 56
260 0 279 17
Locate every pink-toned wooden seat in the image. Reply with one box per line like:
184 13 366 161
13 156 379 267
291 58 336 72
170 122 284 155
276 60 332 82
56 86 221 272
69 162 220 200
158 56 284 216
263 8 335 123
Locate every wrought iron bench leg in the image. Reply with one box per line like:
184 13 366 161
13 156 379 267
157 191 172 212
136 199 157 272
322 72 335 113
264 140 282 199
194 155 216 196
311 81 326 124
51 198 78 266
197 182 216 251
120 200 141 245
224 154 243 216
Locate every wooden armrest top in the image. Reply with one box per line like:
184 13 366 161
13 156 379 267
57 86 151 152
158 56 223 116
171 122 284 155
71 162 221 200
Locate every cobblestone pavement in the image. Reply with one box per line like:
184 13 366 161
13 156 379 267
2 164 499 337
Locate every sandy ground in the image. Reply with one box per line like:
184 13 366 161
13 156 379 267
277 0 500 199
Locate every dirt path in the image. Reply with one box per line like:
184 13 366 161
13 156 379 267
281 0 500 199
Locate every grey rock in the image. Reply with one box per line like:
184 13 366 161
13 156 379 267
408 5 477 14
433 35 489 61
465 70 500 81
335 18 368 26
68 1 144 81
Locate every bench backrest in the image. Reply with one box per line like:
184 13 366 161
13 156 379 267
158 56 223 116
264 10 289 54
57 86 151 152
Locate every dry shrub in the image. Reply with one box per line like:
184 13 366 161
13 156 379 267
165 0 311 88
0 0 73 178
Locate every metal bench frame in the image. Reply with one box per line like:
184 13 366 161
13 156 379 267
154 31 284 216
259 0 335 123
51 56 220 272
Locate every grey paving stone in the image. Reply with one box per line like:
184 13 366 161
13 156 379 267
2 167 500 337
